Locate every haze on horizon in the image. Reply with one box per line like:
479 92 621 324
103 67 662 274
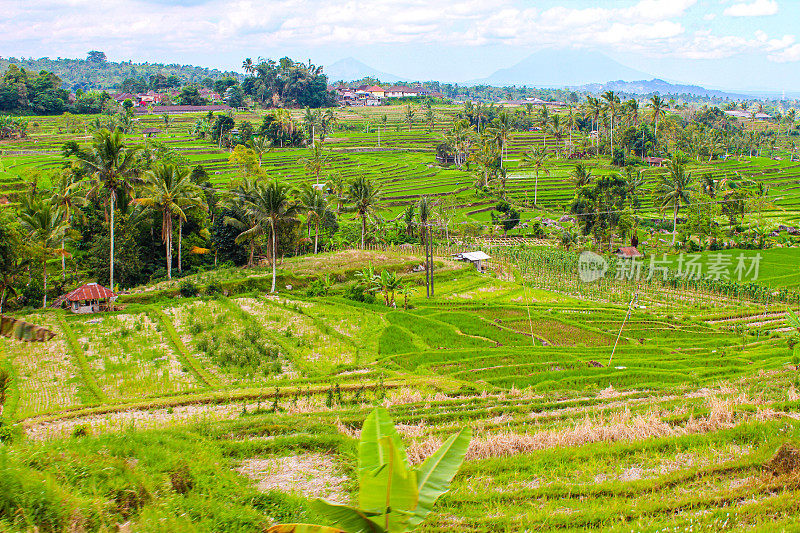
3 0 800 92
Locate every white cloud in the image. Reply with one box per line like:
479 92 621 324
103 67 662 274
723 0 778 17
770 44 800 62
0 0 795 67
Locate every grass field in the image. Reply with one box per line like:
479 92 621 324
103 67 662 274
2 105 800 531
1 249 799 531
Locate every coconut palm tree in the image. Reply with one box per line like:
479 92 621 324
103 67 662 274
76 128 139 291
602 91 620 156
242 58 255 76
646 95 667 144
785 108 796 141
537 105 550 149
299 184 332 254
583 97 602 149
346 175 383 250
519 146 550 205
51 173 85 281
247 135 273 167
418 196 435 298
297 140 329 185
235 178 299 292
404 104 415 131
657 155 693 245
547 115 565 159
565 104 578 148
273 109 294 147
135 163 204 280
18 194 68 308
302 107 321 142
496 111 512 169
570 163 593 188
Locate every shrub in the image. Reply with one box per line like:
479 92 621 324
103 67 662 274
205 279 223 296
178 280 197 298
345 284 376 304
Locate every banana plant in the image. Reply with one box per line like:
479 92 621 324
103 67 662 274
788 307 800 335
269 408 471 533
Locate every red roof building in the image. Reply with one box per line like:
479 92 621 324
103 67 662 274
63 283 117 314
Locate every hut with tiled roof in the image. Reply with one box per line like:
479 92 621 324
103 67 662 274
61 283 117 314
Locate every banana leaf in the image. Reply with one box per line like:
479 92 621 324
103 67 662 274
311 500 386 533
358 436 417 531
409 427 472 527
266 524 345 533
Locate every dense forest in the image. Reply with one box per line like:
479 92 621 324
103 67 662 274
0 51 241 91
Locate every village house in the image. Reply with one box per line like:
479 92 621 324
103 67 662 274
61 283 117 314
453 251 491 272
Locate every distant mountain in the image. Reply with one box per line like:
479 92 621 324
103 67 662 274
468 48 652 87
576 79 748 99
325 57 405 83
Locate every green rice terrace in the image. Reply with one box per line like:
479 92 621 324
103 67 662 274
1 248 800 532
2 101 800 532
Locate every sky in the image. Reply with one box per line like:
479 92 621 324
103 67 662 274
3 0 800 91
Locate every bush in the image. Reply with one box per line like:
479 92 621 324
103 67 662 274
789 336 799 351
205 280 223 296
178 280 197 298
345 284 376 304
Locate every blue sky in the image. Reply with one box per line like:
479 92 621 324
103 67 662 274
2 0 800 91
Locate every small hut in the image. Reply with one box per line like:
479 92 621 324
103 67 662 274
142 128 162 138
643 157 665 167
615 247 643 259
453 251 491 272
62 283 117 314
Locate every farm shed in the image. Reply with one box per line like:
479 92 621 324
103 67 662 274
615 247 643 259
643 157 666 167
142 128 162 138
61 283 117 314
453 251 491 272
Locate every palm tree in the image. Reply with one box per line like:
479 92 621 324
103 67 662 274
418 196 435 297
346 175 383 250
299 184 332 254
519 146 550 205
297 140 329 185
302 107 321 142
135 163 204 280
76 128 139 291
18 194 68 308
570 163 593 188
547 115 565 158
657 155 693 245
646 95 667 145
247 135 273 167
583 97 602 149
51 173 85 281
242 58 255 76
537 105 550 149
404 104 415 131
274 109 294 147
602 91 620 156
320 109 336 142
785 108 796 141
565 104 578 148
425 108 436 131
235 178 299 292
496 111 512 169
